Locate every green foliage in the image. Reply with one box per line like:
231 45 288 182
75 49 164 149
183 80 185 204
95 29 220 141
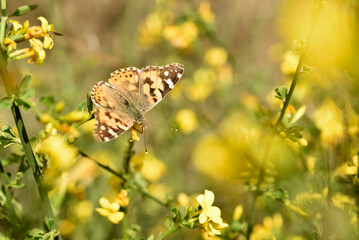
9 5 38 17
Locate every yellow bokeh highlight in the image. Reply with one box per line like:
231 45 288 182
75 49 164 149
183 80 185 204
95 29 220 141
131 152 167 182
313 99 344 146
205 47 228 68
163 21 198 49
280 50 299 74
176 108 198 134
186 68 216 101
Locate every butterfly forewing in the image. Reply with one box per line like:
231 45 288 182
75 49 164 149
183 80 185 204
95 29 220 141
108 67 141 102
139 63 184 112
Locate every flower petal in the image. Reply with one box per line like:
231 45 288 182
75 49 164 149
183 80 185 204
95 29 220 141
109 202 120 212
207 206 222 223
199 211 208 224
196 193 205 206
95 208 111 217
99 197 111 209
108 212 125 224
204 190 214 206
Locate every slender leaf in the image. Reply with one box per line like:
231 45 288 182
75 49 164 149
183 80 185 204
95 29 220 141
9 5 38 17
20 74 32 91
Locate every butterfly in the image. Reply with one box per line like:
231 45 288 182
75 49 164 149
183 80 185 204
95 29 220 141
91 63 184 142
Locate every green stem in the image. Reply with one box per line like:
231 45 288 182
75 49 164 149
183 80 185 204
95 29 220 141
11 104 62 239
246 137 273 238
79 150 169 207
122 215 128 240
21 97 42 117
79 150 126 181
138 188 169 207
274 1 324 128
247 1 324 238
123 140 134 174
162 225 181 239
0 0 7 49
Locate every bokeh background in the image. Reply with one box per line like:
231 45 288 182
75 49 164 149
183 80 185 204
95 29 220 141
1 0 359 239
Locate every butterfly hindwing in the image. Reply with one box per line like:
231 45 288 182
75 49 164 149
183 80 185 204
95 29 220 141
139 63 184 112
93 108 134 142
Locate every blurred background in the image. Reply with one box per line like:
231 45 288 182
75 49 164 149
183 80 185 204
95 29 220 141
1 0 359 239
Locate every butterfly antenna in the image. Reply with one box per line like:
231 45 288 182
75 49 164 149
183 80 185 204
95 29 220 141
146 122 178 132
144 126 148 154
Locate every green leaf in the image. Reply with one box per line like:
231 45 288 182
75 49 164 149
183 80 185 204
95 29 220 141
164 216 171 229
147 235 154 240
274 86 287 101
86 92 93 113
21 88 35 99
155 233 163 240
9 5 38 17
20 74 32 91
40 96 55 109
178 205 187 220
0 97 13 109
78 101 87 111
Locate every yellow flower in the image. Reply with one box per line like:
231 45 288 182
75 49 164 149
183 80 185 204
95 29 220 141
163 21 198 49
197 190 228 236
232 205 243 221
176 109 198 134
129 122 143 142
345 155 358 175
186 68 216 101
74 200 94 221
250 213 283 240
96 197 125 224
134 152 167 182
199 1 215 24
177 193 190 207
6 17 56 65
115 190 129 207
205 47 228 68
197 190 221 224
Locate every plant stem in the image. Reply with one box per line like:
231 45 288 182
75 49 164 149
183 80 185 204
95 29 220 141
247 1 324 238
0 0 7 49
274 0 324 128
11 104 62 239
162 225 181 239
79 149 169 207
246 137 273 238
79 150 126 181
123 140 134 173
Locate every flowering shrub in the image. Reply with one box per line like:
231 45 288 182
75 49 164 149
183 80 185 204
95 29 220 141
0 0 358 240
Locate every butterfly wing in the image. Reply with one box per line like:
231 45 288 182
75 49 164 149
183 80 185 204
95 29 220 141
93 108 134 142
91 81 135 141
138 63 184 112
108 67 141 103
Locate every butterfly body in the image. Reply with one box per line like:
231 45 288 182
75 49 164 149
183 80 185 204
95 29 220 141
91 63 184 142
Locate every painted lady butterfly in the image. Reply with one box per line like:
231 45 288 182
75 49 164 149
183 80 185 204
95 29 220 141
91 63 184 142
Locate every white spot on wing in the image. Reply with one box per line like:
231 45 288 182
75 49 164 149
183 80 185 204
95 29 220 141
108 128 118 137
166 79 174 89
104 137 110 141
177 73 182 78
100 126 106 130
164 71 169 76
